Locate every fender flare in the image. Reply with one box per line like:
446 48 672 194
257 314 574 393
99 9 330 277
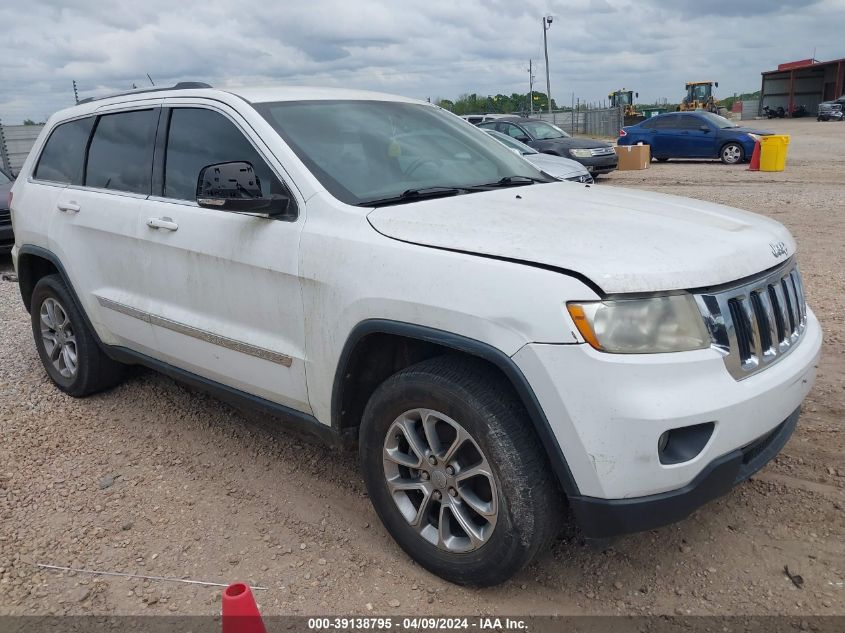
331 319 581 496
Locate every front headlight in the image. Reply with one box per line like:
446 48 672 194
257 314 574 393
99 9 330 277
567 294 711 353
569 148 593 158
747 133 762 142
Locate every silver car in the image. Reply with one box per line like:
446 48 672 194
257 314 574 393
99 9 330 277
483 129 593 183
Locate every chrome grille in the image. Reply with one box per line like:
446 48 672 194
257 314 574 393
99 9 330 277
695 260 807 380
589 147 616 157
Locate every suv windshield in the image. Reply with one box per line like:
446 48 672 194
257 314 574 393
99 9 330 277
0 169 10 185
255 100 550 206
699 112 739 129
521 121 571 140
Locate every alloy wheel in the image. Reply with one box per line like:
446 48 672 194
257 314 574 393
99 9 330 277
382 408 498 553
40 297 78 378
722 144 742 164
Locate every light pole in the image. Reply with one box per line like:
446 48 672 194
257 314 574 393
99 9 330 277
542 15 553 117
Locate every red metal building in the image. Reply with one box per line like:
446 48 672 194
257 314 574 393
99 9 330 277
760 57 845 114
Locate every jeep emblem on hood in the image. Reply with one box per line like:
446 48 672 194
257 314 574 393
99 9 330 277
770 242 788 258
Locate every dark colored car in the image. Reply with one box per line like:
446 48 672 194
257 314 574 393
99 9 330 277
618 111 772 164
478 117 617 176
0 168 13 253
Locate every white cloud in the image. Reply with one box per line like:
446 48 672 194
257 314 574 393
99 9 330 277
1 0 843 122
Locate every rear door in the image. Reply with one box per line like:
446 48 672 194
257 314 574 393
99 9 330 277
48 106 160 354
137 103 310 412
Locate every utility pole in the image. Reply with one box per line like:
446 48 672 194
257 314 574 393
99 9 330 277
542 16 554 117
528 60 535 116
72 80 79 105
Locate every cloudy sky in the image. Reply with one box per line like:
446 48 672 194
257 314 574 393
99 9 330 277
1 0 843 123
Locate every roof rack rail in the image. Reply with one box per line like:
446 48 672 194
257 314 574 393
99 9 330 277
77 82 214 105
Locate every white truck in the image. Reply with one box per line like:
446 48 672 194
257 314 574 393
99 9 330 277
10 83 821 586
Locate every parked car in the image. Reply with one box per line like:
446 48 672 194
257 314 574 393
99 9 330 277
817 97 845 121
0 168 14 253
477 117 617 176
483 129 593 183
11 84 821 586
618 111 772 164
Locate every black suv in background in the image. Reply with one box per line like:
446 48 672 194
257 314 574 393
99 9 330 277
478 117 617 177
0 168 13 253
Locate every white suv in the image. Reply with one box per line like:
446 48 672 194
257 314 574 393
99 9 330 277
10 83 822 586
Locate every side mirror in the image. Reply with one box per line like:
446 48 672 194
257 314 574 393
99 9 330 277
516 136 531 143
196 161 289 217
635 92 639 98
715 82 719 88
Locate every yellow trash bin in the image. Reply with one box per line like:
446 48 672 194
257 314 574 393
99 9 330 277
759 135 790 171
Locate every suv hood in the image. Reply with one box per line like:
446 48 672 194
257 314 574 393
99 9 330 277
366 183 795 294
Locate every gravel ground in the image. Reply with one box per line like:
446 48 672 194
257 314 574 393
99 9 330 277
1 118 843 617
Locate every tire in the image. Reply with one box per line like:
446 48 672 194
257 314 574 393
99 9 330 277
359 355 562 586
30 274 125 397
720 142 744 165
655 157 670 162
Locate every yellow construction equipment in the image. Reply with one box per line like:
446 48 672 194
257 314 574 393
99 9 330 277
679 81 721 112
608 89 641 117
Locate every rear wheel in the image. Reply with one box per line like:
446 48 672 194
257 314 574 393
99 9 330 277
359 356 561 586
655 157 670 162
720 142 744 164
31 275 125 396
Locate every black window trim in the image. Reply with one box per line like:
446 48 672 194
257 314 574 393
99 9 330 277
152 102 300 221
82 106 161 197
31 114 96 187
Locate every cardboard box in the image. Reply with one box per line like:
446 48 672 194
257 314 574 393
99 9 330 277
614 144 651 170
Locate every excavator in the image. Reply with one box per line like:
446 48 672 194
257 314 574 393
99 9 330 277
608 89 644 125
678 81 727 114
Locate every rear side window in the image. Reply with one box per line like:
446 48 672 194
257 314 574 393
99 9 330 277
164 108 287 204
85 109 158 194
34 117 94 184
652 116 678 129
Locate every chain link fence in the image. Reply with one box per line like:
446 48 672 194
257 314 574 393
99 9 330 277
530 107 623 138
0 122 45 176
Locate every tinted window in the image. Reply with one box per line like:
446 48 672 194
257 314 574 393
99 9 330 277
165 108 285 203
86 109 157 194
0 169 10 185
652 115 679 129
34 117 94 184
677 115 706 130
639 118 658 129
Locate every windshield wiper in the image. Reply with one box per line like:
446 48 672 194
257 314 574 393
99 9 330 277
358 186 468 208
471 175 548 188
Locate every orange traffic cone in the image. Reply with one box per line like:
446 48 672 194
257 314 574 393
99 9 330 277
222 583 266 633
748 140 761 171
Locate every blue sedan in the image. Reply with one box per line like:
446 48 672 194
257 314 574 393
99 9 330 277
617 111 772 164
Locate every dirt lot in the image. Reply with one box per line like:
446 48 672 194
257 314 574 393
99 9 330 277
1 118 843 618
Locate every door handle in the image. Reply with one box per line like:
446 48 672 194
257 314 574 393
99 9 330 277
146 217 178 231
57 201 80 213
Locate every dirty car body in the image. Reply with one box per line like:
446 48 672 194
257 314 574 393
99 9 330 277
10 85 821 585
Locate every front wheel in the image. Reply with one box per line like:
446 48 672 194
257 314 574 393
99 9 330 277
359 356 561 586
720 142 744 164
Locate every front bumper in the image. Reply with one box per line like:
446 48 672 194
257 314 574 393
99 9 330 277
569 407 799 538
0 222 13 252
573 154 618 174
512 307 821 533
